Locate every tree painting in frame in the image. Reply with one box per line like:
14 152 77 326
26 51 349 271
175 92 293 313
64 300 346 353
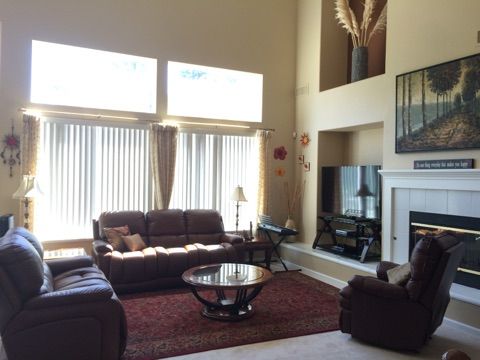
396 53 480 153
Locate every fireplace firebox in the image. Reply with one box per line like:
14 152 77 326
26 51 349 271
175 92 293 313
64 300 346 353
409 211 480 290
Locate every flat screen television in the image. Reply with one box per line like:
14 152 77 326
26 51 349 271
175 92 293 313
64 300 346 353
321 165 382 220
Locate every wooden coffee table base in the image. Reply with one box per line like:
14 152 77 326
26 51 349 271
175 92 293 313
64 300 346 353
190 286 263 321
182 263 273 321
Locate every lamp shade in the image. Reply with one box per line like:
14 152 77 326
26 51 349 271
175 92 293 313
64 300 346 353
231 185 247 202
12 175 44 199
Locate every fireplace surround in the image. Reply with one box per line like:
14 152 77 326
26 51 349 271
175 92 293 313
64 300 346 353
380 169 480 305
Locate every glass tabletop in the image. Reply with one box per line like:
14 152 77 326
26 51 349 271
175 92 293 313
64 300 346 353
183 263 272 287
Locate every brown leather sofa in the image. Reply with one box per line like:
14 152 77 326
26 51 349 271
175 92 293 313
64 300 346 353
0 227 127 360
92 209 245 293
339 233 465 351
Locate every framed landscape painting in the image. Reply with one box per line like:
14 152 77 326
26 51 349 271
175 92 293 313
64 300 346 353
395 53 480 153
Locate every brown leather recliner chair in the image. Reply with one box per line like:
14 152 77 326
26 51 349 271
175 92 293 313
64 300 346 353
339 233 465 351
0 227 127 360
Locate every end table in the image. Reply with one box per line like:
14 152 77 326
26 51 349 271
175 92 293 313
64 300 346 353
244 237 273 269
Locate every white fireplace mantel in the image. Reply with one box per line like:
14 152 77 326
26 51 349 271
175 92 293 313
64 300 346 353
380 169 480 305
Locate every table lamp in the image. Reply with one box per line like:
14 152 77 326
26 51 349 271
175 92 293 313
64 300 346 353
231 185 247 233
12 175 43 230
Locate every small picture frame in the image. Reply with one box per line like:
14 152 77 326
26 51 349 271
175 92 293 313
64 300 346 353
303 162 310 172
297 155 304 164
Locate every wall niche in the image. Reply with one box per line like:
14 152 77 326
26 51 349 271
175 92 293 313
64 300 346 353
319 0 387 92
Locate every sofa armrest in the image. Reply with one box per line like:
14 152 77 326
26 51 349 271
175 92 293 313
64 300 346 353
221 233 244 245
25 283 114 309
93 239 113 254
46 256 94 277
376 261 399 281
348 275 409 300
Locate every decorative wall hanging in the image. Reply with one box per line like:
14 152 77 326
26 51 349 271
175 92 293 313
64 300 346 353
299 132 310 147
1 120 21 177
274 166 286 177
396 53 480 153
297 155 304 164
273 146 287 160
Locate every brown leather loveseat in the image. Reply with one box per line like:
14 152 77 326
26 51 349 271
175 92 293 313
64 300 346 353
92 209 244 293
0 227 127 360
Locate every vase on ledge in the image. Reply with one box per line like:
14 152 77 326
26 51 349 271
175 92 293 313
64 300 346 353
284 217 296 230
351 46 368 82
284 217 296 243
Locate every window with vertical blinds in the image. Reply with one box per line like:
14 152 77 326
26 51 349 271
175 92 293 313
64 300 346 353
170 131 259 232
35 118 153 240
34 121 259 240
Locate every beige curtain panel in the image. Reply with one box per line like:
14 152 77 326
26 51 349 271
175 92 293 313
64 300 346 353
20 114 41 230
22 114 41 176
256 129 272 217
150 124 178 209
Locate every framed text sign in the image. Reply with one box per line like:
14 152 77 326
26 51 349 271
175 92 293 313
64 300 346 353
414 159 474 170
396 53 480 153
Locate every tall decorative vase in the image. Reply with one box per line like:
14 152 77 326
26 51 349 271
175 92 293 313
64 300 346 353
284 217 296 243
351 46 368 82
285 217 296 230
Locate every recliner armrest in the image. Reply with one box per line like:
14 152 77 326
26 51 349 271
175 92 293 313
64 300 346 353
376 261 399 281
348 275 409 300
25 284 114 309
93 239 113 254
221 233 244 245
46 256 94 277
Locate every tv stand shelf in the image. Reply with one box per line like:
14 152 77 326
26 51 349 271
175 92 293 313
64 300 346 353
312 214 381 263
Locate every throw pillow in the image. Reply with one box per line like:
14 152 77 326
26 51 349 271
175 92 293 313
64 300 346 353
122 233 147 252
103 225 130 251
387 262 411 286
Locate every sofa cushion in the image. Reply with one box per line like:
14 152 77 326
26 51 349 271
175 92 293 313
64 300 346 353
147 209 188 248
122 234 147 252
104 225 130 251
147 209 186 235
185 210 224 234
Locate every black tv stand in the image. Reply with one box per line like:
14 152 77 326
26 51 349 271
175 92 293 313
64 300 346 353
312 213 381 263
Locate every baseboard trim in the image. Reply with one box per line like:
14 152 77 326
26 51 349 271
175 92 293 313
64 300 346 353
283 260 347 289
443 317 480 336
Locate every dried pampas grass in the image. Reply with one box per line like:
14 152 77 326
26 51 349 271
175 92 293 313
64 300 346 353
334 0 387 48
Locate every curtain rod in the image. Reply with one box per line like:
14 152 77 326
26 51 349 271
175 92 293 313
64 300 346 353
18 108 275 132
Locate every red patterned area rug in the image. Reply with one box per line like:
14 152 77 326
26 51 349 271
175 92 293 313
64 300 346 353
120 271 340 360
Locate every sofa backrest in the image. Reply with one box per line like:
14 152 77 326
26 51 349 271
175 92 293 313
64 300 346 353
146 209 188 248
184 209 224 245
0 228 45 331
98 211 148 243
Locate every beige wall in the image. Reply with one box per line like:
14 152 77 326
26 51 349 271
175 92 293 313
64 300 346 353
296 0 480 243
296 0 480 328
0 0 297 228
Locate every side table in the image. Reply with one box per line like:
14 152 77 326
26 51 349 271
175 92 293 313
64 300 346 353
244 237 273 269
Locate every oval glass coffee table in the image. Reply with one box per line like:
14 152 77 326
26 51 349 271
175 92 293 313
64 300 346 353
182 263 273 321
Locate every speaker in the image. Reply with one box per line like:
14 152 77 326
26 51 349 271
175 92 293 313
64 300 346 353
0 214 14 237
